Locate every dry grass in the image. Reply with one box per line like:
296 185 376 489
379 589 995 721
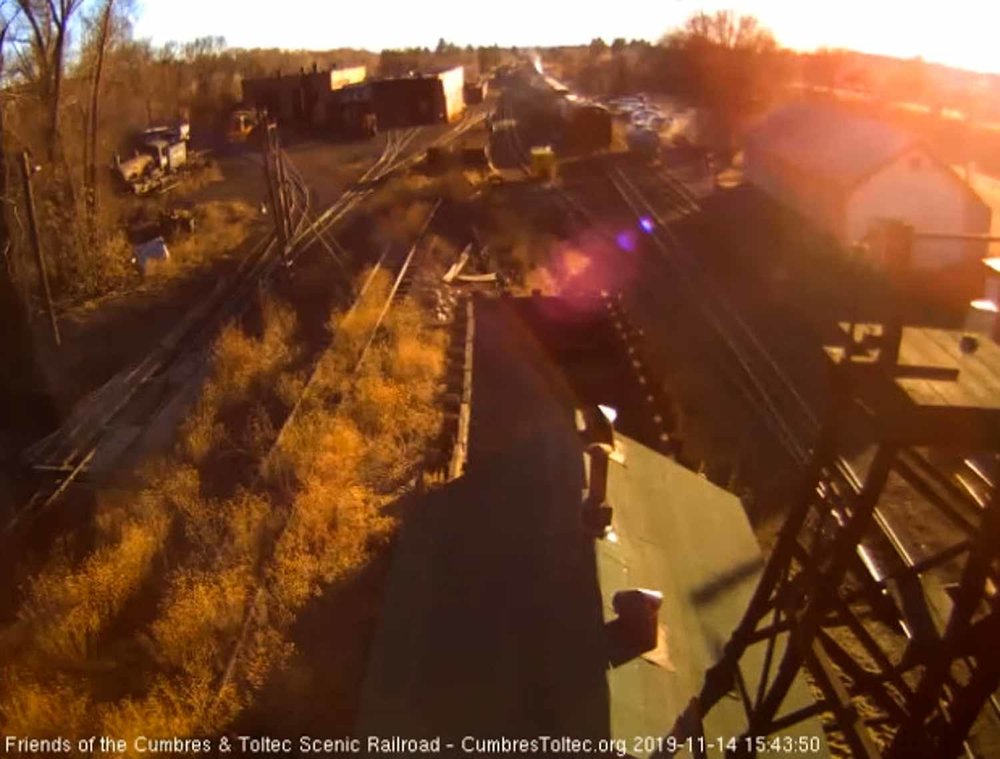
0 296 300 738
174 160 225 195
2 236 447 742
104 267 447 736
179 295 299 467
0 676 92 737
254 270 446 685
0 467 191 676
0 467 192 736
17 517 169 663
143 200 260 283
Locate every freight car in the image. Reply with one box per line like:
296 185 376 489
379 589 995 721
463 80 486 105
512 66 611 156
626 125 660 157
561 96 612 154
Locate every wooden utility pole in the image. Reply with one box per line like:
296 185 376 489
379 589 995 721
20 151 60 346
261 123 286 253
271 129 292 253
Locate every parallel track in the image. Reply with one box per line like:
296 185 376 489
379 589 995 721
290 113 485 261
592 165 1000 741
8 116 470 534
215 198 443 699
500 86 995 655
8 166 309 534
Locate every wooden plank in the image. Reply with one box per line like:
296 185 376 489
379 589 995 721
895 328 1000 410
921 328 1000 406
895 327 964 408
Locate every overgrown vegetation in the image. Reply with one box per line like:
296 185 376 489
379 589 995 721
151 198 258 275
0 293 300 737
0 256 447 741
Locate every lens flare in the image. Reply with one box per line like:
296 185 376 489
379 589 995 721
616 230 636 251
639 216 655 233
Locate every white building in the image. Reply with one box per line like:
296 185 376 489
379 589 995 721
743 103 991 272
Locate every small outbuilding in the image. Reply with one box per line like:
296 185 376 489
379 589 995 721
463 79 486 105
327 82 376 137
743 103 991 275
241 63 367 125
370 66 465 129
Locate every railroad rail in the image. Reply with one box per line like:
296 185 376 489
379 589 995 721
290 112 485 261
497 89 992 579
584 160 1000 750
8 166 309 534
215 199 443 702
8 114 480 535
497 82 998 748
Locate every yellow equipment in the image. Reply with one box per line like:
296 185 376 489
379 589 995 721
227 110 258 143
530 146 557 180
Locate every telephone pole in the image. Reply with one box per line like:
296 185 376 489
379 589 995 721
272 131 292 253
261 122 288 254
20 151 60 347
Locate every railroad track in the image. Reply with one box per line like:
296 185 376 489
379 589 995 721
290 112 485 261
591 163 999 690
7 129 381 534
493 86 996 640
9 110 493 535
8 114 451 697
495 94 531 171
10 225 301 534
215 198 443 701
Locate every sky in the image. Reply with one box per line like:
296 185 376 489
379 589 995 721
133 0 1000 75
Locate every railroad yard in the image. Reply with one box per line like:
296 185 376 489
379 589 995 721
0 19 998 759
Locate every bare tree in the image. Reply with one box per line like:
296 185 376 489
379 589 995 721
676 10 775 52
1 1 19 269
15 0 86 162
664 11 782 149
85 0 111 218
0 1 58 440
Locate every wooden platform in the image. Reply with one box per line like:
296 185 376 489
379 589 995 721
826 324 1000 448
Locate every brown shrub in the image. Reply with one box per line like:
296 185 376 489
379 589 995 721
156 200 258 274
151 566 252 673
269 480 391 613
99 665 241 751
0 675 91 737
6 510 170 669
179 295 299 465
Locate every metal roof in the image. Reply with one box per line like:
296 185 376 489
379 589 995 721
599 434 828 756
746 103 919 190
359 297 828 755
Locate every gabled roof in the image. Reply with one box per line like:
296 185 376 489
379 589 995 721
746 103 991 215
746 103 919 190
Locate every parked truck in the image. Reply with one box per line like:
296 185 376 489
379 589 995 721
113 122 208 195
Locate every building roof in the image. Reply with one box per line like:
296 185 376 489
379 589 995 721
360 296 827 749
747 103 991 217
746 103 920 190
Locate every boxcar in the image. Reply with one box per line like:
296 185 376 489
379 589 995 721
564 102 612 154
